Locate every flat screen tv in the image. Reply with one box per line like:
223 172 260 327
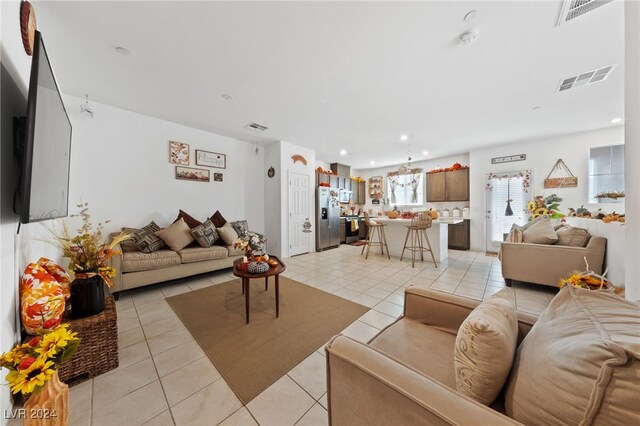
17 30 72 224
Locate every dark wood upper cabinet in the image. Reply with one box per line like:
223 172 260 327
358 181 366 204
426 169 469 202
426 172 447 202
446 169 470 201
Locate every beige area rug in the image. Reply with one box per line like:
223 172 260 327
167 277 368 404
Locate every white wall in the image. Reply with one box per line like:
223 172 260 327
263 142 282 256
469 126 625 252
625 0 640 301
354 153 470 213
57 95 265 236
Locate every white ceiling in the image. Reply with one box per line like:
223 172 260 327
34 1 625 170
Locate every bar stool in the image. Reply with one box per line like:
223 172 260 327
361 212 390 260
400 212 438 268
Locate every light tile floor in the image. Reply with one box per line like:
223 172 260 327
64 245 558 426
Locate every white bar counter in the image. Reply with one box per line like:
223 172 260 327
368 218 463 262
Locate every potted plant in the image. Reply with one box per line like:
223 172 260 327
43 203 130 318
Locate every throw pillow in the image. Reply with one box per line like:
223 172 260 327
190 219 219 248
120 227 140 252
505 226 523 243
231 220 249 237
173 209 202 229
210 210 227 228
505 285 640 426
454 290 519 405
131 221 164 253
154 218 195 251
217 222 239 245
522 218 558 245
556 225 590 247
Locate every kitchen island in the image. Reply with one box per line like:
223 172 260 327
370 218 464 262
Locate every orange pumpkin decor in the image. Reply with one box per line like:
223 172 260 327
20 259 69 335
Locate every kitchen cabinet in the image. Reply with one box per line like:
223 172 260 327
331 163 352 190
448 220 470 250
426 172 446 202
358 218 367 240
357 181 366 204
426 169 469 202
351 180 358 203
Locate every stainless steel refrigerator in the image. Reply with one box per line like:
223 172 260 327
316 187 341 251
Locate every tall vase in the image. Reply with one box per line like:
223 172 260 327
70 273 105 318
24 370 69 426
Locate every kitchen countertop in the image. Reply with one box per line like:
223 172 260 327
373 218 464 225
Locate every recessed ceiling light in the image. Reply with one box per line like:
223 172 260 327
114 46 131 56
400 134 408 141
370 160 375 165
611 117 623 124
422 151 429 156
340 149 347 156
221 94 233 101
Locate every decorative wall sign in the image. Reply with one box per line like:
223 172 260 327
196 149 226 169
175 166 209 182
491 154 526 164
291 154 307 165
267 167 275 178
169 141 189 165
213 173 223 182
20 1 37 56
544 159 578 188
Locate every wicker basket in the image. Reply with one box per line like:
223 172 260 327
58 296 118 386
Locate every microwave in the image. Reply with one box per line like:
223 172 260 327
338 189 352 203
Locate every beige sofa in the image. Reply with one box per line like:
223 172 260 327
326 286 639 425
500 236 606 287
110 239 243 296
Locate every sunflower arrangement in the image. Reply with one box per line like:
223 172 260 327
527 194 565 220
41 203 130 287
559 272 612 291
0 324 79 395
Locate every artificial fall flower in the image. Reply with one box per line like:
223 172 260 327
18 357 36 371
28 336 42 347
6 357 55 394
0 343 32 367
36 325 76 358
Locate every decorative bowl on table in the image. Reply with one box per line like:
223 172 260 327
267 258 279 268
248 262 269 274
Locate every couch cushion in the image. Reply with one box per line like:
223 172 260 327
505 285 640 426
218 222 239 245
555 225 590 247
120 227 141 252
454 290 518 405
369 317 457 389
522 218 558 244
131 221 165 253
190 219 219 248
155 218 194 251
226 245 245 256
210 210 227 228
178 246 228 263
174 209 202 229
122 250 181 273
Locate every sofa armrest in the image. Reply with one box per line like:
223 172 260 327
326 335 523 426
500 236 606 287
404 287 480 334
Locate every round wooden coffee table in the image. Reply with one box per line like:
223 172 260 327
232 256 286 324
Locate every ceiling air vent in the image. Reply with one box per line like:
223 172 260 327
245 122 269 133
558 65 615 92
558 0 614 25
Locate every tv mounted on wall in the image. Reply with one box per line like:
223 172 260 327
15 30 72 224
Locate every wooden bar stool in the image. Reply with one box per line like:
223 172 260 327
361 212 390 260
400 212 438 268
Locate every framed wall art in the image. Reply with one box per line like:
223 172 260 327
175 166 210 182
196 149 226 169
213 173 223 182
169 141 190 165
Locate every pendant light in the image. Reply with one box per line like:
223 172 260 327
505 178 514 216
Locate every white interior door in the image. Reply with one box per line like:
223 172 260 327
485 171 531 252
289 172 310 256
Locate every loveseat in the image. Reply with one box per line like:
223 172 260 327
326 286 639 425
109 210 261 297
